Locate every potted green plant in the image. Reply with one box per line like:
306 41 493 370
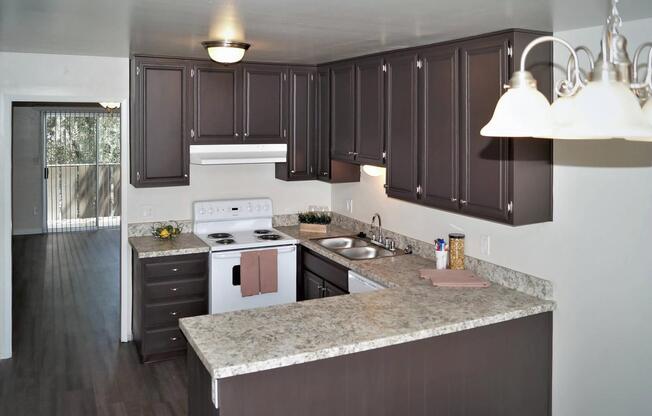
298 211 331 233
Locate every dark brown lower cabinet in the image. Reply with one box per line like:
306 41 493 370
299 247 349 300
132 252 208 363
188 312 552 416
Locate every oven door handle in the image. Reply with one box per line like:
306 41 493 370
212 245 296 259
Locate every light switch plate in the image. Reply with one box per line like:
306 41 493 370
141 205 153 219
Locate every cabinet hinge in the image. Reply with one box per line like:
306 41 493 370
283 73 287 81
310 74 314 81
382 151 387 161
136 66 140 76
416 185 423 196
507 45 513 58
283 128 287 138
190 128 195 139
191 68 195 77
136 171 140 182
507 201 513 213
416 59 423 69
382 64 387 73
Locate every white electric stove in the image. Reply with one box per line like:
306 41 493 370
193 198 298 314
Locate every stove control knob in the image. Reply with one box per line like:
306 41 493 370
199 208 206 215
207 208 214 215
263 204 269 211
256 205 261 211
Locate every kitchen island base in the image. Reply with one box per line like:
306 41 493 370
188 312 552 416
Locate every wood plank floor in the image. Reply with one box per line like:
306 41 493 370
0 230 188 416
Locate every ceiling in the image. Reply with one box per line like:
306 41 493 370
1 0 652 64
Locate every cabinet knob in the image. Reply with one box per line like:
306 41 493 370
290 170 296 174
347 151 354 155
184 173 188 178
170 311 178 316
244 132 249 137
450 197 457 202
235 132 239 137
171 268 179 272
170 287 178 292
460 199 468 205
170 337 178 342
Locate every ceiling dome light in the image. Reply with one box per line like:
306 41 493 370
481 71 553 138
202 40 250 64
549 79 652 140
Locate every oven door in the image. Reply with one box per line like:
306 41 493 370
210 245 297 314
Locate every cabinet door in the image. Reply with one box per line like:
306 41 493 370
192 63 242 144
287 67 316 180
243 64 288 143
132 57 190 187
459 35 511 222
330 63 356 161
303 270 324 300
355 57 385 165
323 281 347 298
316 68 331 179
385 52 419 202
419 45 460 211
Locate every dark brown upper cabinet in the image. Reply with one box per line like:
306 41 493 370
315 67 361 184
243 64 288 143
383 29 552 225
355 57 385 165
130 56 190 188
330 62 356 161
192 62 242 144
418 45 460 212
458 35 511 222
275 67 316 181
385 52 419 202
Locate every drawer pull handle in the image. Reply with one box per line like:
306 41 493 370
170 312 178 316
171 268 179 272
170 337 178 342
170 287 178 292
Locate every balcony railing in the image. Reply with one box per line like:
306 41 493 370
46 163 121 232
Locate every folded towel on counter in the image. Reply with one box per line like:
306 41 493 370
419 269 490 288
240 251 261 297
258 249 278 294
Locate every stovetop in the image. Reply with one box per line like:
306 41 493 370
196 228 297 252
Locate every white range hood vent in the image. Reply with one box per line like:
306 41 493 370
190 144 287 165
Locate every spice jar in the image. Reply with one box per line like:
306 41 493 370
448 233 465 270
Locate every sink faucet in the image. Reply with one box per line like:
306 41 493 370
371 213 384 245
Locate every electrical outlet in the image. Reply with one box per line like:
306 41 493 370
33 206 39 216
480 235 491 256
345 199 353 213
141 205 153 219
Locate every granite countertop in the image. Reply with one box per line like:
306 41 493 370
129 233 210 258
180 225 555 380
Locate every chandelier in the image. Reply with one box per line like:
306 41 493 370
481 0 652 141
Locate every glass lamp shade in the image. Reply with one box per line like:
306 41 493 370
480 85 552 138
550 95 575 128
549 79 652 140
625 99 652 142
206 46 246 64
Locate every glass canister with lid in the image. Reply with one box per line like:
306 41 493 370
448 233 465 270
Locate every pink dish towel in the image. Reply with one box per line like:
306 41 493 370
258 249 278 294
419 269 490 288
240 251 261 297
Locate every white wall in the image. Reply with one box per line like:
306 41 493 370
12 107 43 235
332 18 652 416
0 51 130 358
127 164 332 223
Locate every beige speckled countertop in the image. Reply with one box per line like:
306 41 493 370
180 225 555 380
129 233 210 258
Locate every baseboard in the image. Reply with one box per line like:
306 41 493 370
12 228 44 236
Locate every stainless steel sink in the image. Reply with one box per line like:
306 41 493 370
337 246 396 260
317 237 369 249
313 236 403 260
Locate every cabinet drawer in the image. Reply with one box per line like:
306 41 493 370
143 327 186 354
145 278 207 303
144 299 207 329
302 250 348 291
143 255 207 280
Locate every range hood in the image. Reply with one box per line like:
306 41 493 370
190 144 287 165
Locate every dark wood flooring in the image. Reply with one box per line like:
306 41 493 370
0 230 188 415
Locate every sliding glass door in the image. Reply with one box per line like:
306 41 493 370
44 109 121 232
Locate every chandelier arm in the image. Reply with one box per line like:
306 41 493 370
566 46 595 86
520 36 582 97
632 42 652 84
